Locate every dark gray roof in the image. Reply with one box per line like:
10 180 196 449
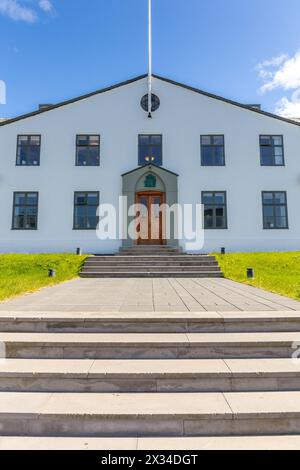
122 164 179 177
1 73 299 128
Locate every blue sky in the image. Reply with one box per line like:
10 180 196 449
1 0 300 118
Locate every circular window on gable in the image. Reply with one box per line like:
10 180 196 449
141 94 160 113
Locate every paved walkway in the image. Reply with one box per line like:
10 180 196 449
0 278 299 312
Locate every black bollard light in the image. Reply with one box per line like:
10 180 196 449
247 268 254 279
76 248 82 256
221 247 226 255
48 269 56 278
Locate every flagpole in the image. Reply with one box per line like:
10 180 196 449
148 0 152 118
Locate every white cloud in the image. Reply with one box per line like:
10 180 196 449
0 0 37 22
275 90 300 118
258 52 300 94
38 0 52 13
0 0 54 22
257 50 300 117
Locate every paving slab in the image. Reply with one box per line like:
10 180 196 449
138 435 300 450
0 437 138 450
225 358 300 375
0 278 298 312
225 391 300 417
0 392 232 417
1 435 300 450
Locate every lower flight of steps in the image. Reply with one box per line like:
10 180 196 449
80 245 224 278
1 311 300 449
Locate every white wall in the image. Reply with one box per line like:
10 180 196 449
0 76 299 253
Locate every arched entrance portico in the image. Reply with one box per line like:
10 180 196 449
122 165 179 248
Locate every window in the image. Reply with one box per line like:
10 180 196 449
74 192 99 229
202 192 227 229
201 135 225 166
138 135 162 166
16 135 41 166
260 135 284 166
12 192 38 230
262 192 288 229
76 135 100 166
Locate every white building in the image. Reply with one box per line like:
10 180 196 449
0 74 299 254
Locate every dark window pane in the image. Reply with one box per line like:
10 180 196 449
14 193 26 205
204 209 213 229
215 193 225 204
274 192 286 204
75 193 86 205
264 206 274 217
89 135 100 145
275 206 286 217
201 147 213 165
261 146 273 165
151 147 162 165
87 193 99 205
150 135 162 145
260 136 272 145
213 136 224 145
139 135 151 145
77 147 89 165
214 146 224 165
87 206 98 229
215 207 224 217
202 193 214 204
201 136 211 145
276 217 287 228
27 193 38 205
74 207 86 229
216 216 225 228
272 136 283 146
263 193 273 204
139 146 152 165
18 136 28 144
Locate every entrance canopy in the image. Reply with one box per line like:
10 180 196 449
122 165 179 248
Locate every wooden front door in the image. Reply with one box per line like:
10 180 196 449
136 192 165 245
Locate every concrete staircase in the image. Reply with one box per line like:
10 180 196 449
80 246 224 278
1 311 300 449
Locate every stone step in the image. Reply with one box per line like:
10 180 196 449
87 256 217 262
1 331 300 359
119 247 182 251
1 311 299 333
1 358 300 393
81 266 222 273
119 245 182 250
1 435 300 450
80 271 224 278
2 391 300 436
84 260 219 266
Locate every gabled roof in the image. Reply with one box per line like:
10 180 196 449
1 73 300 128
0 74 147 128
122 164 179 177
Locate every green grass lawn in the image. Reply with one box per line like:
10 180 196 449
215 252 300 301
0 254 87 302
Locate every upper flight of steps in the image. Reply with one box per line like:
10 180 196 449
80 245 224 278
1 310 300 449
